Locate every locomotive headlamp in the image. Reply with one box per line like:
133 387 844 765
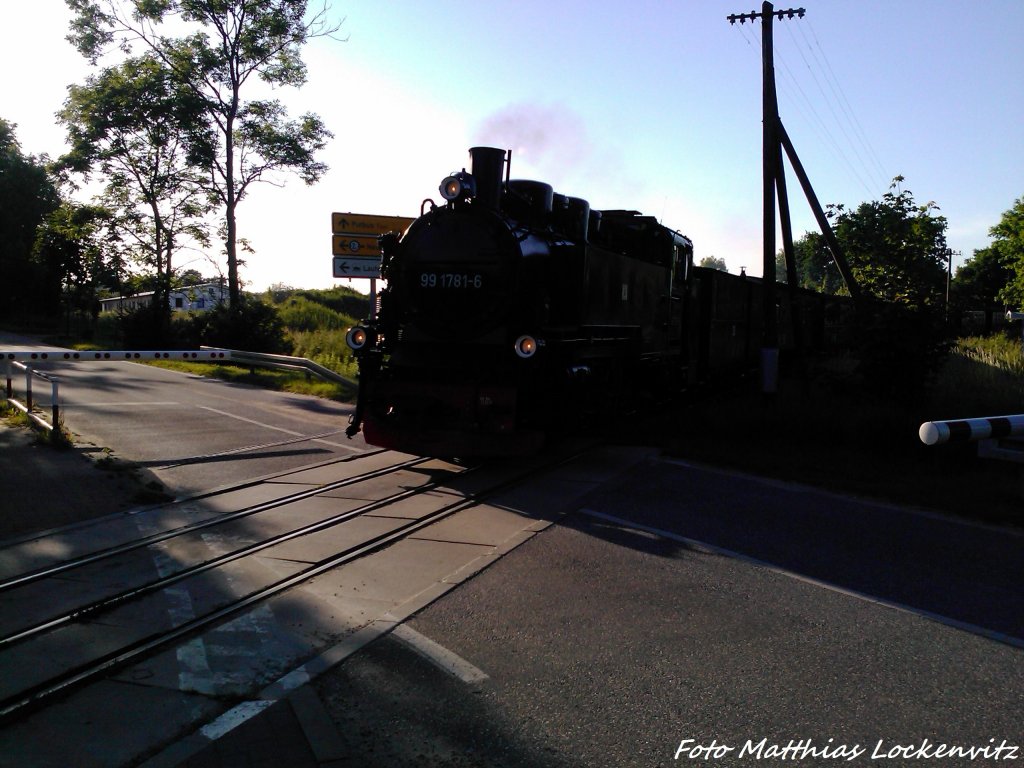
514 334 540 359
346 326 370 351
440 170 476 202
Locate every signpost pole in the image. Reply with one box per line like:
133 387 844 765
369 278 377 320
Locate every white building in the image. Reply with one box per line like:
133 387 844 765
99 283 229 313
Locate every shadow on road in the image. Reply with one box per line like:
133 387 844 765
573 460 1024 646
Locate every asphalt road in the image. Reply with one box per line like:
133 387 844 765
319 460 1024 767
1 333 367 497
4 332 1022 767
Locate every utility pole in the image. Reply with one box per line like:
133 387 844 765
728 3 862 396
944 248 961 323
728 2 804 394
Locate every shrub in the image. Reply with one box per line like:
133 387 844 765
275 295 356 331
179 296 288 353
119 303 177 349
853 303 952 407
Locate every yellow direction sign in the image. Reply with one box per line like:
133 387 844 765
332 234 381 257
331 212 413 236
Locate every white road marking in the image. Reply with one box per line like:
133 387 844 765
199 405 353 449
66 401 180 407
199 700 275 740
391 624 489 684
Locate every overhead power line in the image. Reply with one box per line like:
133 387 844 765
735 7 892 200
773 32 877 198
803 18 890 187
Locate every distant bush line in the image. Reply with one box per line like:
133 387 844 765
78 285 369 385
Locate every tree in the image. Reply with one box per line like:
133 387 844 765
952 246 1012 333
32 202 122 325
698 255 728 272
66 0 338 307
0 119 62 323
777 232 845 294
992 197 1024 309
825 178 948 311
58 54 213 329
175 268 212 287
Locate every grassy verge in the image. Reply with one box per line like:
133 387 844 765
141 359 355 402
1 400 74 447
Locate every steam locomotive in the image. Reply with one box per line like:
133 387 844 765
344 146 842 457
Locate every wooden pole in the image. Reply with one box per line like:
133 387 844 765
761 0 780 394
778 121 862 305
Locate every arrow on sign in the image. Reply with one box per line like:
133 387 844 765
333 256 382 279
332 234 381 256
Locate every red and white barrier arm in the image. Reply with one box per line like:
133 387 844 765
1 350 231 362
919 414 1024 446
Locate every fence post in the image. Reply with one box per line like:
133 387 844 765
4 358 11 400
51 376 60 426
25 367 33 411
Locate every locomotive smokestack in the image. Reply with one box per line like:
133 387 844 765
469 146 506 210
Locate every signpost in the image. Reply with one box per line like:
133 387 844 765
331 213 413 237
332 256 382 279
331 212 413 319
332 234 384 257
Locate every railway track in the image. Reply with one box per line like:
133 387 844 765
0 445 589 726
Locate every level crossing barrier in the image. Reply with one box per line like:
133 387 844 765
919 413 1024 464
2 347 355 432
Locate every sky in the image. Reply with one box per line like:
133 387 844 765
2 0 1022 293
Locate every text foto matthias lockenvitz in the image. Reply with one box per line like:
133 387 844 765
675 737 1020 762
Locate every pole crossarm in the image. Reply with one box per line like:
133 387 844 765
728 7 804 24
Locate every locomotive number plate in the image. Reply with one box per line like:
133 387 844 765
420 272 484 289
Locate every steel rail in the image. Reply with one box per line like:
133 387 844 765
0 453 428 593
0 457 476 648
0 446 588 723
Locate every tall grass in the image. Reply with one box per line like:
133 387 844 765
276 295 354 331
287 328 358 381
268 288 366 381
954 335 1024 375
928 335 1024 418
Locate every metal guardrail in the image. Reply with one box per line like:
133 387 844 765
201 347 355 388
4 361 60 432
2 347 355 432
